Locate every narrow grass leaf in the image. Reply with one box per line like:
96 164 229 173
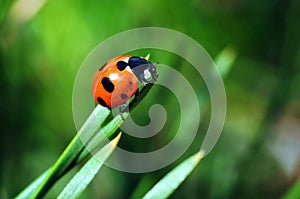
79 112 128 158
282 176 300 199
58 133 122 199
143 150 205 199
16 105 110 199
15 168 50 199
215 45 237 77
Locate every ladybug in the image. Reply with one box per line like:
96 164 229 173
92 55 158 108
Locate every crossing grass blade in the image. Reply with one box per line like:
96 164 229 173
15 105 111 199
142 150 205 199
58 133 122 199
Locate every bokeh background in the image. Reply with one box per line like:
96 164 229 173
1 0 300 198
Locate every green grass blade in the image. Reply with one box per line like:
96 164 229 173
282 177 300 199
215 45 237 77
142 150 205 199
16 105 110 199
77 105 111 144
78 112 128 158
15 169 50 199
16 135 84 199
58 133 122 199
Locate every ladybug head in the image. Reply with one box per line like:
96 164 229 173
131 61 158 85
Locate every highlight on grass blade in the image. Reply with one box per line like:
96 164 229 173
144 53 151 61
58 133 122 199
143 150 205 199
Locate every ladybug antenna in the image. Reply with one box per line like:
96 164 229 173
144 53 151 61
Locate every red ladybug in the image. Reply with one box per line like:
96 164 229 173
92 55 158 108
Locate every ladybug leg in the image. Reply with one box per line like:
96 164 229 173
119 103 127 120
134 89 140 99
139 74 148 85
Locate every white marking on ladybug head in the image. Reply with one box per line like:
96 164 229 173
123 57 130 63
144 69 151 79
125 66 133 73
109 73 119 80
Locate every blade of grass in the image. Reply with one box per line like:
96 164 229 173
282 176 300 199
14 168 51 199
142 150 205 199
16 105 110 199
58 133 122 199
214 45 237 77
77 113 128 161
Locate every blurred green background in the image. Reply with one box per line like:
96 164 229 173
1 0 300 198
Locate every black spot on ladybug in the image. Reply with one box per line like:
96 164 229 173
101 77 114 93
98 62 107 71
128 57 148 68
120 93 128 99
117 61 128 71
97 97 108 107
